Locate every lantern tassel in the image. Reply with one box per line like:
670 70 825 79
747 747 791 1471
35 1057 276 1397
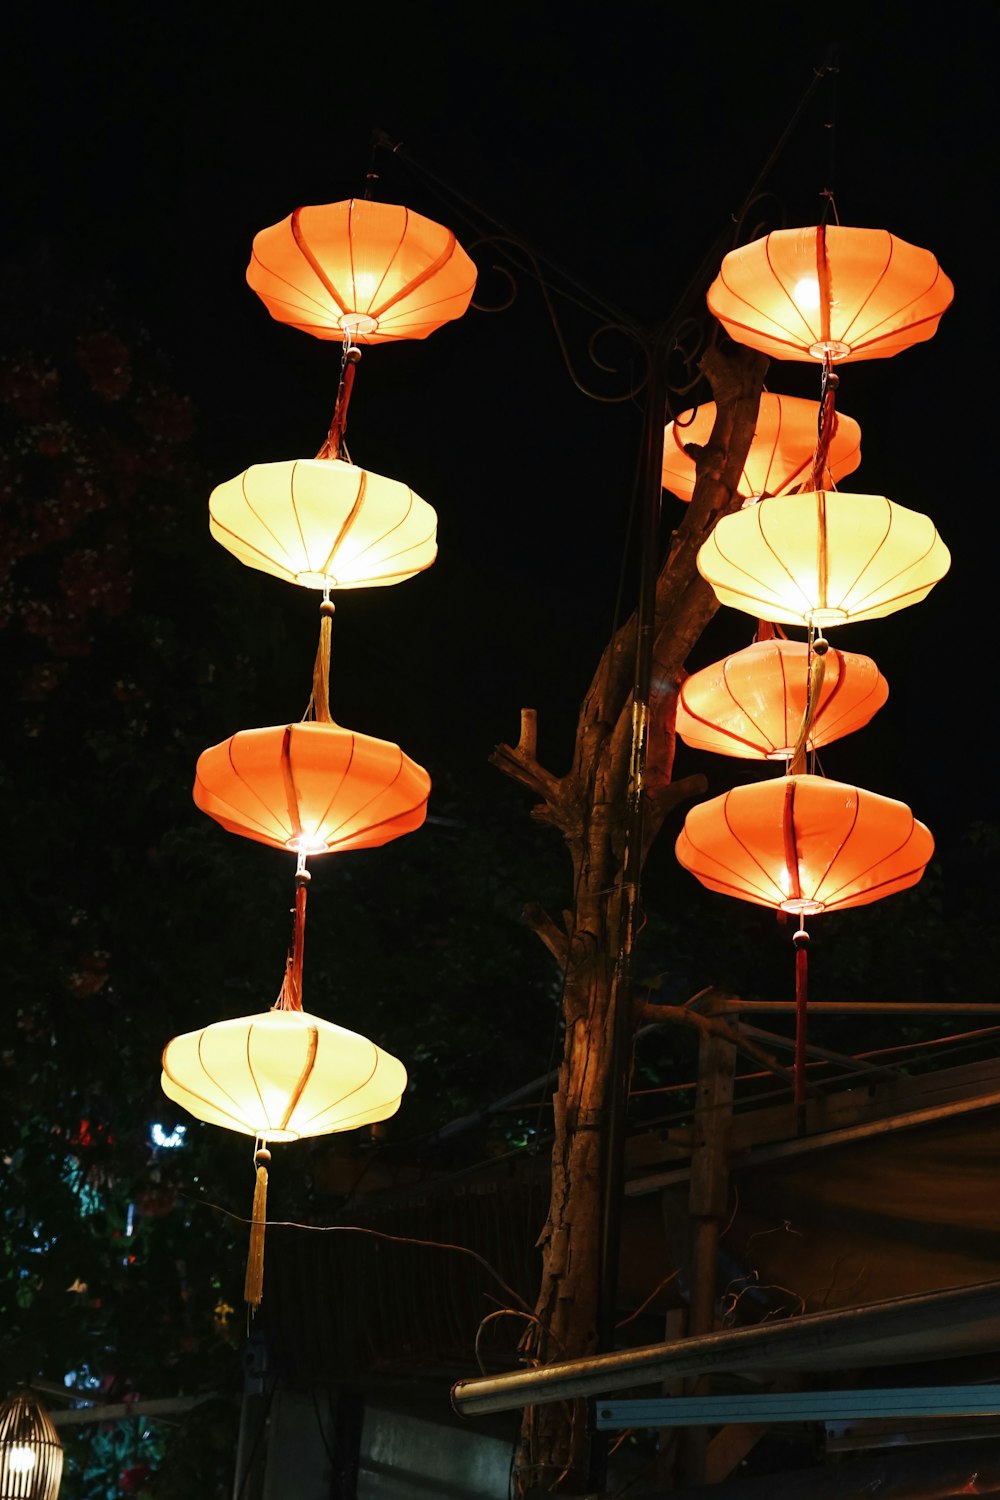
311 599 336 723
244 1144 271 1310
789 635 829 775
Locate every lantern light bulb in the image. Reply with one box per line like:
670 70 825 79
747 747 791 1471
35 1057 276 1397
7 1445 37 1474
793 277 821 310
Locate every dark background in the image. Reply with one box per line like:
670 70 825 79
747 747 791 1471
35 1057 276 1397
2 2 995 1150
0 7 997 1482
6 3 993 817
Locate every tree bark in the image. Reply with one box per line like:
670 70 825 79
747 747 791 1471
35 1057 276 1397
491 341 767 1494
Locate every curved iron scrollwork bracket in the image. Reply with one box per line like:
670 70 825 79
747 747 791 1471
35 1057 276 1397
730 190 788 253
466 232 649 406
661 191 788 425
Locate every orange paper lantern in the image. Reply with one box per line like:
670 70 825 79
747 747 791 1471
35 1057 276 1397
676 639 888 760
697 490 950 627
662 394 862 502
209 458 437 591
247 198 477 344
676 774 933 914
193 721 430 855
707 225 953 363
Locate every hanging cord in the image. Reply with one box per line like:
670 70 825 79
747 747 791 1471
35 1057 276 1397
246 861 311 1309
793 922 810 1131
809 354 840 489
788 631 829 774
780 779 811 1129
363 130 381 201
316 341 362 461
276 860 311 1014
818 47 840 227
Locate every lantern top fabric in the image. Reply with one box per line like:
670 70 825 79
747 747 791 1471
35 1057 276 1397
697 490 950 628
676 638 888 760
662 393 862 503
161 1008 407 1142
247 198 477 344
194 721 430 855
707 225 953 363
209 458 438 591
676 774 933 915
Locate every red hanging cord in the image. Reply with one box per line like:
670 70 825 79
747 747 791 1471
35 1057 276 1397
809 355 840 491
276 867 310 1013
793 925 810 1129
316 345 362 460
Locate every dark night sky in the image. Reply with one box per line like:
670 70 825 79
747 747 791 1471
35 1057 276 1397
5 4 997 878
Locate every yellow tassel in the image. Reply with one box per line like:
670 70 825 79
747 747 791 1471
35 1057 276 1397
311 606 334 723
244 1148 270 1310
789 642 828 776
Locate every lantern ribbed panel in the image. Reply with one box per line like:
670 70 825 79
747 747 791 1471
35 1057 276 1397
676 640 888 759
161 1009 408 1141
662 394 862 502
247 199 477 343
697 491 949 627
676 774 933 914
193 721 430 854
0 1392 63 1500
707 226 953 363
209 458 438 591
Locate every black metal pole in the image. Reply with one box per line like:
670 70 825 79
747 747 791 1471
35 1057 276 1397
598 335 668 1349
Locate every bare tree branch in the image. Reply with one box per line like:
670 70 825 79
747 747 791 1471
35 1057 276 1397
522 902 570 968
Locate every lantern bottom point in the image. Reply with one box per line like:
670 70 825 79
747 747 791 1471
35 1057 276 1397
808 339 851 359
287 834 329 855
780 897 825 915
808 606 849 626
295 570 338 589
339 312 378 335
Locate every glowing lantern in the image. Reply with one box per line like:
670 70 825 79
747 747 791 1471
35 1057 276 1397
161 1008 407 1143
0 1390 63 1500
193 721 430 855
676 638 887 760
697 490 949 628
162 1003 406 1306
707 225 953 363
209 458 437 592
676 773 933 915
247 198 477 344
662 394 862 502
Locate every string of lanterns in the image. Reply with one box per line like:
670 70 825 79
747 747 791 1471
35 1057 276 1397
160 197 477 1308
674 216 953 1113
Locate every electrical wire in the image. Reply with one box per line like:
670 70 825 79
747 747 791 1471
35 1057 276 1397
182 1194 536 1319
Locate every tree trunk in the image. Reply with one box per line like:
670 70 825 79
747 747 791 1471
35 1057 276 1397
492 340 767 1494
